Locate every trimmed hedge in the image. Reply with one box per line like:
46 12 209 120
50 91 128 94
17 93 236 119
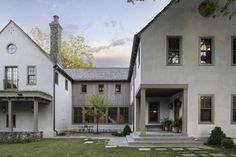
221 138 235 149
207 127 226 146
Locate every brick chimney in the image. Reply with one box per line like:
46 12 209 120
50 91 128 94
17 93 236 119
49 15 62 64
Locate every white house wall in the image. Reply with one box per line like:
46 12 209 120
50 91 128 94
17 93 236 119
139 0 236 137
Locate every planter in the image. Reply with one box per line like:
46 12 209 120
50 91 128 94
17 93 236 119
164 126 169 131
172 127 180 133
198 0 216 17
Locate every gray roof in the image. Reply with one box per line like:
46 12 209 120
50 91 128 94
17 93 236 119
64 68 129 81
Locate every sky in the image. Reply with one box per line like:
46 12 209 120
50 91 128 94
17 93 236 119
0 0 170 67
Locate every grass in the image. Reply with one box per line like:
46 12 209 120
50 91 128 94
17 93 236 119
0 139 235 157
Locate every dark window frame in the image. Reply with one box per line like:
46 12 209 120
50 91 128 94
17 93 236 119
232 37 236 65
115 84 121 93
72 107 83 124
27 66 37 85
98 84 104 93
4 66 18 89
199 95 214 124
81 84 87 93
232 95 236 124
108 107 118 124
167 36 182 66
199 37 214 65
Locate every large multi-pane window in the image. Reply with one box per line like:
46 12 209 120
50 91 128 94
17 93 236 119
119 107 129 124
200 38 213 65
84 107 94 123
232 96 236 123
73 107 83 123
5 67 18 89
232 37 236 65
108 108 118 124
27 66 36 85
167 36 182 65
199 95 214 123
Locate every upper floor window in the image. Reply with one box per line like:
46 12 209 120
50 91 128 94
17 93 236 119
200 37 214 65
27 66 36 85
98 84 104 93
232 95 236 123
167 36 182 65
232 37 236 65
199 95 214 124
4 66 18 89
65 79 68 91
115 84 121 93
55 72 58 85
81 84 87 93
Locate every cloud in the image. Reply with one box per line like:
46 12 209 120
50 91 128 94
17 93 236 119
104 18 118 28
89 38 132 53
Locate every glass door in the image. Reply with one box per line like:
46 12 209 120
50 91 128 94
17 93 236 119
5 67 18 89
149 103 160 123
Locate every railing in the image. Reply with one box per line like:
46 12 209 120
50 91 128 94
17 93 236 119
3 79 19 89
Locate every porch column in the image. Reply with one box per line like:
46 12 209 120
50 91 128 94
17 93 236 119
140 89 146 135
182 89 188 134
33 99 39 132
8 100 13 132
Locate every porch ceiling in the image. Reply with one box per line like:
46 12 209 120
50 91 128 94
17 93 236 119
146 89 182 97
0 90 52 103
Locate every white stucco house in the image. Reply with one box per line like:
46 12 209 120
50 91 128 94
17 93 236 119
0 0 235 144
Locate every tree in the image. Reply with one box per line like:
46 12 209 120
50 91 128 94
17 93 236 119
128 0 236 19
83 92 111 133
30 27 93 68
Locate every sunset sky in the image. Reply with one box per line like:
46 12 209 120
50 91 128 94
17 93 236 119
0 0 170 67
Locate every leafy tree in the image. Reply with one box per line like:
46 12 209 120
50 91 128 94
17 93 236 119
128 0 236 19
30 27 93 68
83 92 111 133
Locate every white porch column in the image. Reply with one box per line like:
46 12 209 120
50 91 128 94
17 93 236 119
33 99 39 132
8 100 13 132
140 89 146 135
182 88 188 134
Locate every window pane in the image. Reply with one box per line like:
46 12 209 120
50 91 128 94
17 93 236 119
108 108 118 123
5 67 18 89
200 109 212 122
98 114 106 124
98 84 104 93
85 107 94 123
149 104 159 123
81 85 87 93
200 96 212 109
168 37 180 64
200 96 212 123
73 107 82 123
200 38 212 64
119 107 129 124
115 84 121 93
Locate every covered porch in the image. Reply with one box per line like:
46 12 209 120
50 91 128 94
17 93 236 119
135 84 188 135
0 90 52 132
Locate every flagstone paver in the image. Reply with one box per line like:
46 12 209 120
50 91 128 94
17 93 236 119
195 151 209 154
155 148 168 151
172 148 185 151
84 141 94 144
187 148 201 151
138 148 151 151
105 145 117 148
200 154 209 157
181 153 196 157
210 153 227 157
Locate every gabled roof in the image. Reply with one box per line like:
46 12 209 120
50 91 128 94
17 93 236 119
64 68 129 81
0 20 54 63
128 2 173 80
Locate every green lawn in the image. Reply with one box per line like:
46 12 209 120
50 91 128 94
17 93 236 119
0 139 235 157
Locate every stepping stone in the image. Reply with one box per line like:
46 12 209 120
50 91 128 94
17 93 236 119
230 155 236 157
105 145 117 148
138 148 151 151
195 151 209 154
155 148 168 151
181 154 196 157
84 141 94 144
187 148 201 151
200 154 208 157
84 139 89 141
172 148 184 151
210 154 226 157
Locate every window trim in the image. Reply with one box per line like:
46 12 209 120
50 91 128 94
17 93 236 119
198 94 215 125
81 84 87 94
27 66 37 85
199 36 215 66
231 94 236 124
166 36 183 66
231 36 236 66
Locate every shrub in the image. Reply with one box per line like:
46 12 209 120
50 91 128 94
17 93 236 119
123 125 132 136
207 127 226 145
221 138 235 149
112 132 124 137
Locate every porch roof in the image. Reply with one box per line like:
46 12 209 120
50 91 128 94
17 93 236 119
0 90 52 103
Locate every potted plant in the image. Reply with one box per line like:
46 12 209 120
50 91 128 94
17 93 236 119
163 119 172 131
172 118 182 133
198 0 217 17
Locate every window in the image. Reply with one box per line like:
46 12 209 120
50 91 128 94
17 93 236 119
6 114 16 128
232 96 236 123
167 36 182 65
73 107 83 123
65 80 68 90
81 84 87 93
200 37 213 65
115 84 121 93
98 84 104 93
27 66 36 85
149 104 160 123
55 72 58 85
119 107 129 124
85 107 94 123
199 95 214 123
232 37 236 65
5 66 18 89
108 108 118 124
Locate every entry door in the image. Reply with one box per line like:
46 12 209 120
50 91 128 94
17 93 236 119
149 103 160 123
